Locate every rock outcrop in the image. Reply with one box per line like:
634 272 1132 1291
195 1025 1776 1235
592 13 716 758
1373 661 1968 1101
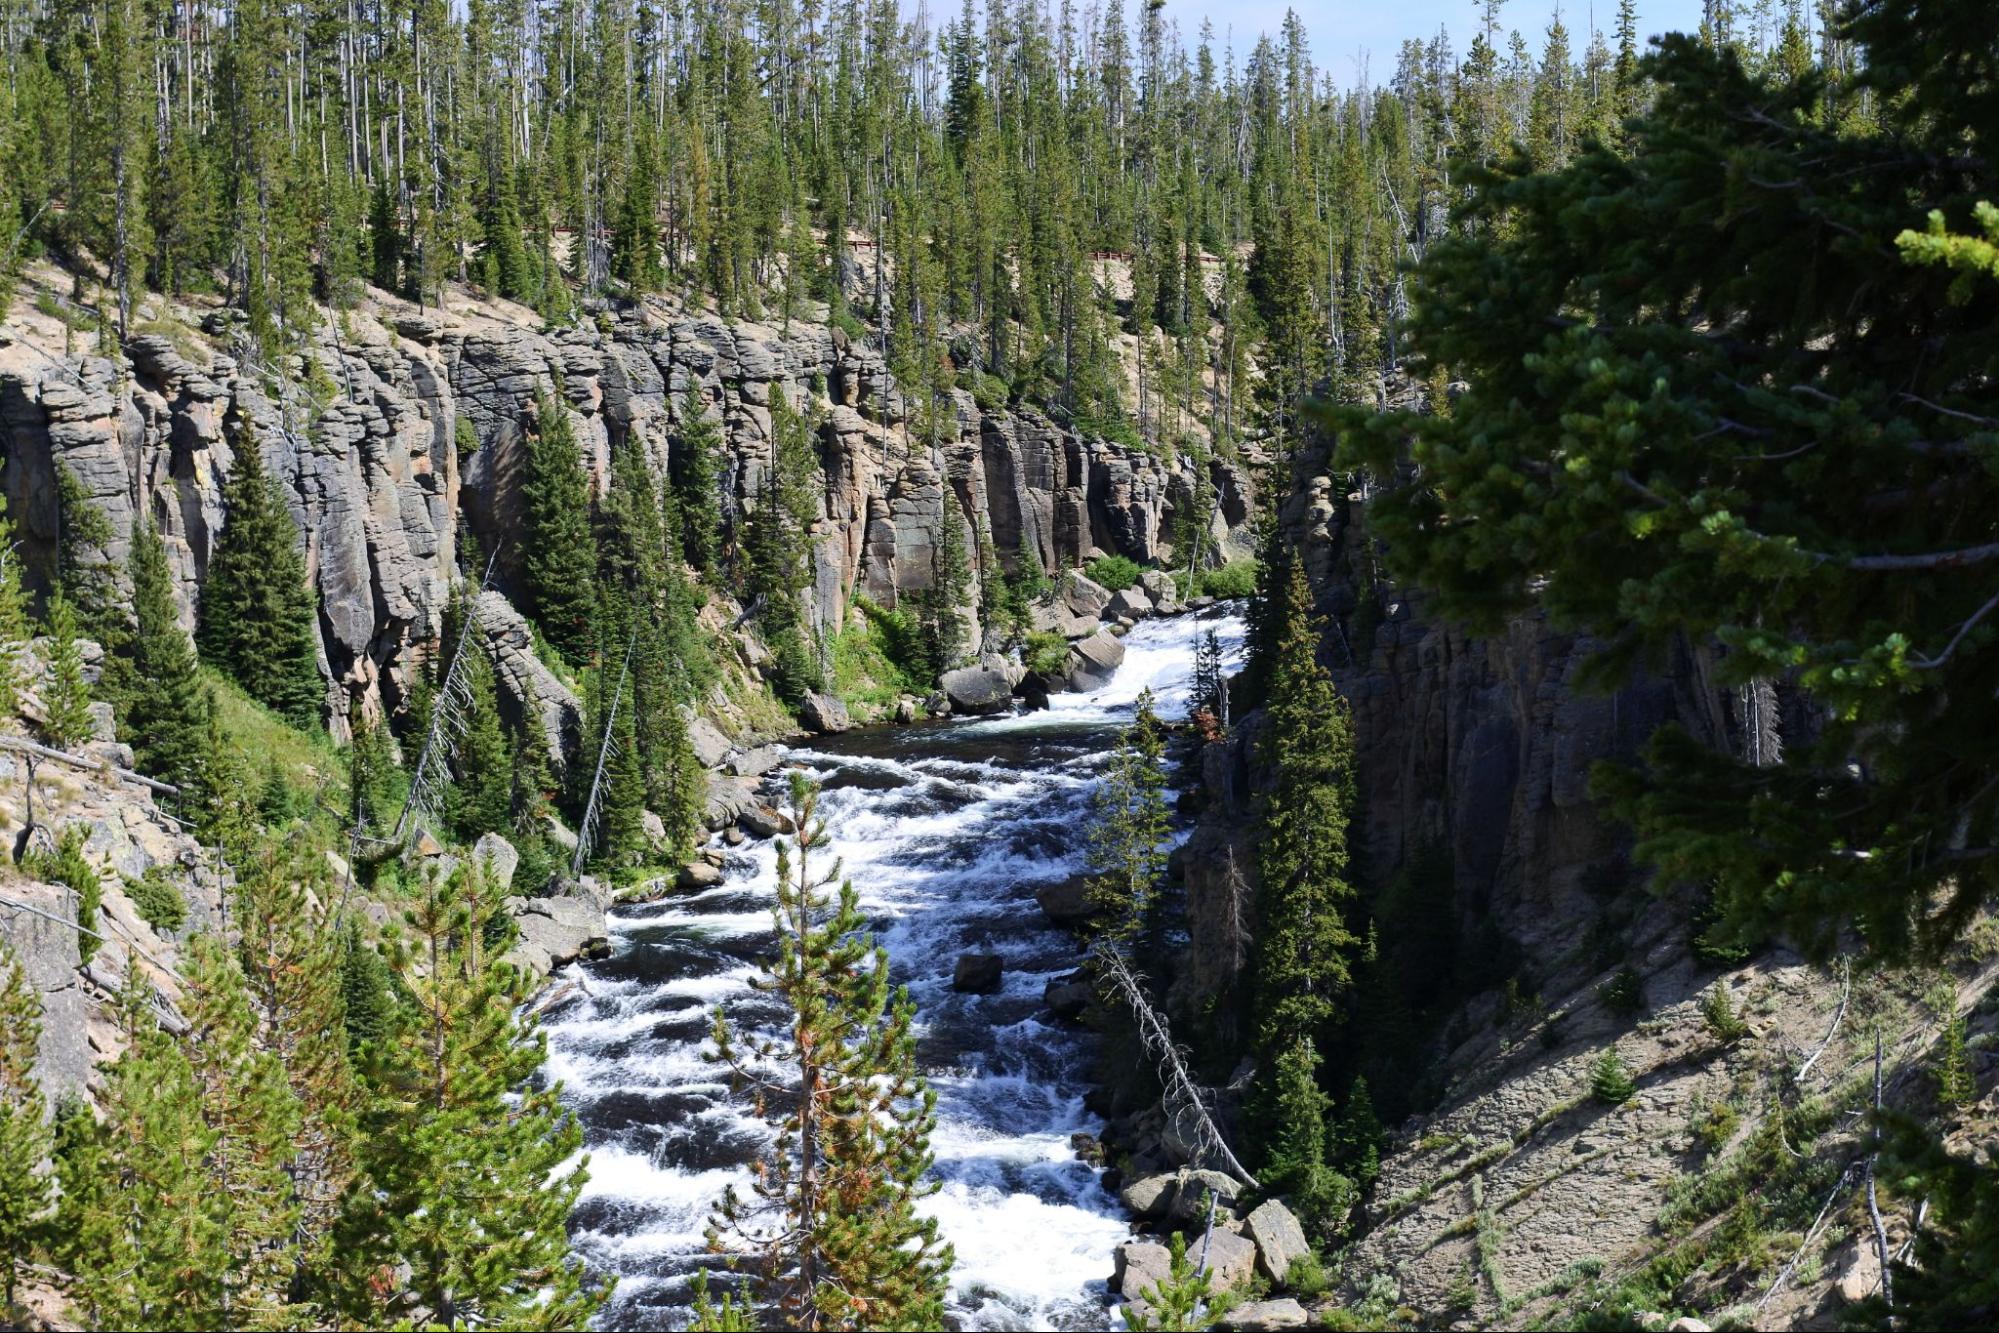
1 281 1252 749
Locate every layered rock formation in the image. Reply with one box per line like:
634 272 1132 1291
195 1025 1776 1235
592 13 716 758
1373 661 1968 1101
0 284 1251 755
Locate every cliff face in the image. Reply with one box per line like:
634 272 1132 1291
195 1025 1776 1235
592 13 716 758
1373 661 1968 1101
0 279 1251 748
1182 427 1738 1013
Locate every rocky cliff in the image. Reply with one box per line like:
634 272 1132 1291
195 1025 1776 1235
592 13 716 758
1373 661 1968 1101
1180 421 1738 1017
1162 416 1996 1330
0 272 1251 753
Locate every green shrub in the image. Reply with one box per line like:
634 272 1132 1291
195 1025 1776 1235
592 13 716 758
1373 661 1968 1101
1196 558 1257 600
1598 966 1645 1015
855 598 932 688
1699 983 1749 1043
1284 1251 1330 1299
830 601 925 712
1024 630 1069 677
1085 554 1143 591
1590 1046 1637 1104
22 826 104 965
125 867 188 935
1688 1096 1739 1156
455 415 480 458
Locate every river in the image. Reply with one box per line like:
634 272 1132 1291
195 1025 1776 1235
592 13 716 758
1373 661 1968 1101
544 606 1246 1330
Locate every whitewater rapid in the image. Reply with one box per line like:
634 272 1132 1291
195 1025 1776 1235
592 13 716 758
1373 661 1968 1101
545 607 1246 1330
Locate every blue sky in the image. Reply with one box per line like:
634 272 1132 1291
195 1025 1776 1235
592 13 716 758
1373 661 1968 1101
1152 1 1712 85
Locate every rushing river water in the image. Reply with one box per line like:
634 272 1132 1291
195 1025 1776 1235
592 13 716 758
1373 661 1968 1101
544 606 1245 1331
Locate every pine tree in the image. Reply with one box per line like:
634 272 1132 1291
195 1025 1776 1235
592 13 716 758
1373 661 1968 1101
197 426 322 728
193 692 259 859
1934 1016 1974 1110
708 775 953 1331
1257 1036 1352 1238
1191 628 1227 726
36 591 93 751
1086 688 1172 951
1339 10 1999 960
336 860 603 1330
116 520 211 789
1332 1076 1384 1187
1589 1046 1636 1104
0 496 30 719
923 488 975 673
348 707 405 837
446 614 513 843
1872 1111 1999 1327
1252 562 1359 1051
1125 1232 1217 1331
0 941 50 1315
674 388 726 575
176 935 307 1326
585 647 648 872
230 839 359 1302
59 964 300 1329
520 390 600 667
53 465 118 643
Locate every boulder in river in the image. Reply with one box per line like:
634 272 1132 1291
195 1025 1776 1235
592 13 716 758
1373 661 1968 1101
678 861 725 890
1034 874 1093 926
952 953 1005 994
1044 972 1093 1021
727 745 782 778
739 804 795 839
941 661 1014 714
801 691 852 734
1107 586 1154 619
1062 629 1125 692
1059 570 1113 620
505 894 609 979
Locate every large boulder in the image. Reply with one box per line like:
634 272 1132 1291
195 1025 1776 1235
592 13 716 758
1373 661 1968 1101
727 745 782 778
1062 628 1126 692
0 880 89 1100
800 691 852 734
1244 1199 1310 1284
475 591 583 774
951 953 1005 994
472 832 519 892
1113 1241 1174 1300
1058 570 1113 619
704 774 759 830
1221 1299 1309 1331
1139 570 1182 614
1118 1173 1180 1220
1107 585 1154 620
940 661 1014 715
679 860 725 890
1166 1169 1245 1222
1028 599 1102 640
687 717 733 769
505 894 609 978
1034 874 1093 926
739 804 795 839
1043 972 1093 1021
1200 1230 1260 1290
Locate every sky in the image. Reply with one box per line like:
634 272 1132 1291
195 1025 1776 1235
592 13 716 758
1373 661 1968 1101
1150 0 1713 86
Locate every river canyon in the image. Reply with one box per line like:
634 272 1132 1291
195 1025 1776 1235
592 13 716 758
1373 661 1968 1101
546 608 1245 1330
